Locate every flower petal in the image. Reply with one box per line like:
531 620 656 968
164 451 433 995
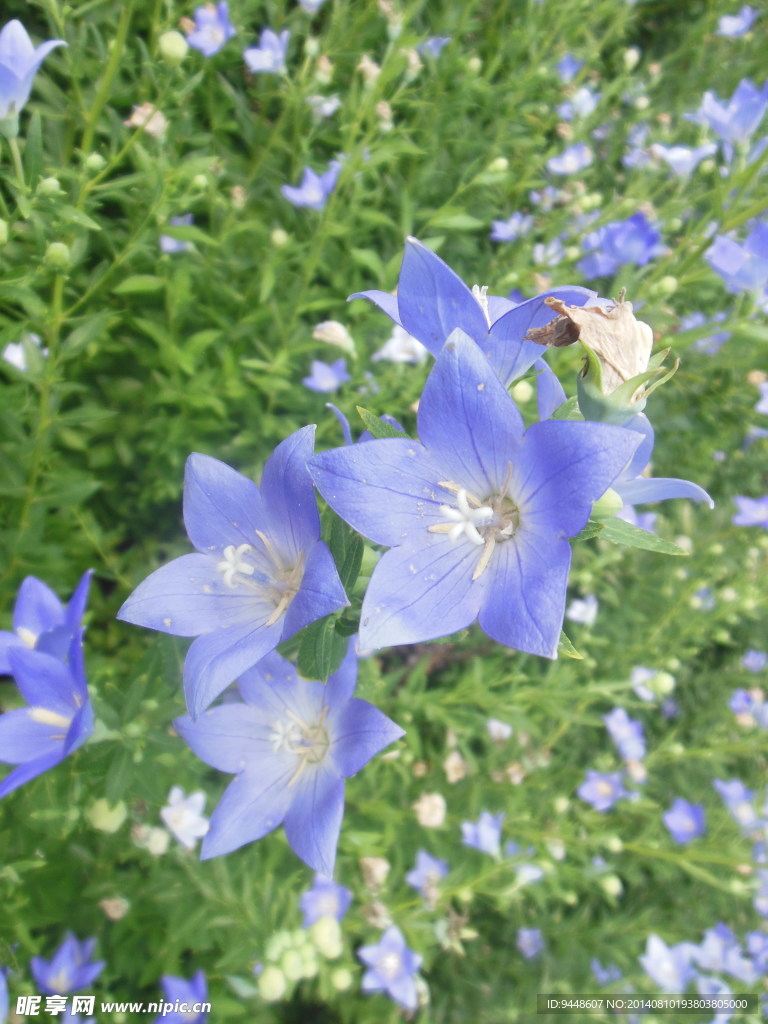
8 647 79 718
200 762 294 859
259 426 322 559
174 705 274 773
280 540 348 639
0 754 63 799
283 764 345 876
13 576 64 638
617 476 714 507
182 453 265 553
347 288 402 325
0 708 68 765
330 698 405 776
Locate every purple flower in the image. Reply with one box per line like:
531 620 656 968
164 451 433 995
160 214 194 254
747 931 768 972
298 0 328 13
663 798 706 843
556 54 583 83
578 213 664 279
461 811 504 857
174 644 403 873
117 428 348 717
405 849 449 899
0 570 91 674
729 688 754 713
30 934 104 995
244 29 289 74
694 924 756 983
0 20 66 136
705 222 768 293
755 382 768 414
732 494 768 528
299 874 352 926
639 934 696 992
591 958 622 984
679 311 731 355
358 926 423 1012
714 778 759 831
310 333 640 656
743 649 767 672
603 708 645 761
578 770 630 811
516 928 545 959
302 358 350 393
693 78 768 144
547 141 593 175
281 159 341 210
185 3 236 57
649 142 717 176
416 37 451 58
152 971 207 1024
717 5 759 36
557 86 599 121
490 212 534 242
0 632 93 799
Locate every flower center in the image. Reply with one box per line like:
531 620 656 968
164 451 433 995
269 706 331 785
215 533 305 626
377 952 403 980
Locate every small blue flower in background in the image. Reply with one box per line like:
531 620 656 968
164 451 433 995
152 971 207 1024
578 770 630 812
566 594 598 627
663 798 706 844
358 926 423 1012
679 311 731 355
713 778 759 831
716 5 759 36
184 3 236 57
416 37 451 59
591 958 622 984
461 811 504 857
639 934 697 992
705 222 768 294
742 649 767 672
557 86 600 121
649 142 717 176
298 0 328 12
691 78 768 145
578 213 664 279
516 928 545 960
281 159 341 210
311 333 639 657
747 931 768 972
546 141 593 175
732 494 768 528
302 358 350 393
729 688 754 714
159 214 194 254
117 428 348 717
0 968 7 1024
603 708 645 761
371 325 428 364
694 923 756 983
0 20 66 137
299 874 352 926
490 211 533 242
244 29 290 74
555 54 583 82
754 381 768 414
30 934 104 995
405 850 449 901
175 643 404 874
0 631 93 799
0 570 91 673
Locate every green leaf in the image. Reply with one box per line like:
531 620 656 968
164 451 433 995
551 395 582 420
328 511 364 592
57 205 102 232
428 210 485 231
104 746 133 803
571 520 604 542
25 112 43 184
356 406 410 439
113 275 165 295
159 223 218 247
297 616 348 682
599 517 689 556
558 631 583 659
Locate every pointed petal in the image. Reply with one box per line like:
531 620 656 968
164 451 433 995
359 537 487 650
183 617 284 717
64 570 92 632
347 289 402 326
116 553 264 636
13 576 64 638
0 21 35 69
283 765 345 876
200 763 294 858
0 754 63 799
281 540 348 640
259 427 322 559
8 647 79 718
330 698 405 776
324 638 359 704
0 707 68 764
64 702 93 755
0 630 24 675
534 359 567 420
417 330 525 497
175 704 273 773
622 414 654 479
182 453 265 553
617 476 714 507
238 651 300 702
397 238 487 354
478 532 571 657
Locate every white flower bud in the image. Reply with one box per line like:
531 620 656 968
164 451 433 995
412 792 447 827
158 30 188 66
87 798 127 833
258 965 286 1002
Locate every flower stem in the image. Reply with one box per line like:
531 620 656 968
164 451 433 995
8 137 26 193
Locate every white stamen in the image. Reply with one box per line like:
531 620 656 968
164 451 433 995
472 284 491 327
16 626 37 648
28 707 72 729
217 543 255 587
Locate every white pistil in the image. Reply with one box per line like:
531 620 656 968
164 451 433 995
471 284 491 327
430 488 493 546
217 543 255 587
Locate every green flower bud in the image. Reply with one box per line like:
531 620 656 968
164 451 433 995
87 798 128 833
271 228 289 248
84 152 107 173
158 30 188 67
36 177 62 197
257 966 286 1002
280 950 305 982
331 967 353 991
309 917 343 959
44 241 71 271
591 488 624 521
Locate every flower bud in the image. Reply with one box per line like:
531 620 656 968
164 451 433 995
510 380 533 403
100 897 130 920
591 487 624 521
649 275 677 298
412 791 446 827
158 30 188 66
467 55 482 73
600 874 623 898
553 796 569 814
623 47 641 71
258 965 286 1002
331 967 353 991
360 856 390 891
44 241 71 271
309 916 343 959
271 228 289 248
36 177 62 197
87 798 127 833
280 950 305 982
488 156 508 173
84 152 107 174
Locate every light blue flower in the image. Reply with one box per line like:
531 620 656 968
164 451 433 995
0 20 66 136
244 28 289 74
416 37 451 58
461 811 504 857
490 212 533 242
30 934 104 995
650 142 717 176
160 214 194 254
302 358 350 393
705 222 768 293
547 141 592 175
578 213 664 279
603 707 645 761
0 570 91 674
516 928 545 959
152 971 207 1024
742 649 767 672
692 78 768 145
299 874 352 926
639 934 697 992
174 644 404 874
732 494 768 528
117 428 348 717
281 159 341 210
555 54 583 83
405 850 449 899
185 3 236 57
716 6 759 38
358 926 422 1011
566 593 598 626
578 770 629 811
662 798 706 844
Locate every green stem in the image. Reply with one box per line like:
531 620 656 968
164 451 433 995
80 3 133 156
8 137 25 193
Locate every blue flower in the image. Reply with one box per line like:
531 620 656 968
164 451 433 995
566 593 598 627
358 926 423 1012
663 798 706 844
557 86 599 121
692 78 768 145
185 3 236 57
603 708 645 761
0 570 91 674
310 332 641 657
639 934 696 992
649 142 717 176
713 778 759 831
490 212 533 242
281 159 341 210
732 494 768 528
591 958 622 984
302 358 350 393
350 236 595 387
117 428 348 717
516 928 545 959
705 222 768 294
299 874 352 926
0 632 93 800
298 0 327 12
717 5 759 36
174 643 404 874
30 934 104 995
555 54 583 83
0 967 7 1024
578 213 664 279
405 850 449 900
160 214 194 254
416 37 451 58
578 770 630 811
0 20 66 136
244 29 289 74
152 971 207 1024
743 649 767 672
461 811 504 857
694 924 756 983
547 141 593 175
679 312 731 355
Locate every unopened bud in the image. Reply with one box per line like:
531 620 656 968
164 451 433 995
592 488 624 521
84 152 106 173
600 874 623 898
258 965 286 1002
649 275 677 298
331 967 353 991
623 47 641 71
0 218 7 245
313 320 356 354
488 156 508 173
37 176 62 197
271 228 289 248
280 950 305 982
309 917 343 959
44 241 71 270
87 798 127 833
511 379 533 403
159 30 188 66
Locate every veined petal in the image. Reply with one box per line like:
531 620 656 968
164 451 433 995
513 420 642 537
324 638 359 704
0 754 63 800
417 330 525 497
397 238 488 354
534 359 567 420
200 762 294 859
238 651 300 703
259 426 322 559
8 647 80 719
0 708 68 765
116 553 264 637
13 576 64 639
283 765 345 876
310 439 446 547
0 630 25 676
359 537 487 650
622 414 655 479
64 570 93 632
348 288 402 325
183 617 284 717
478 531 571 657
280 540 348 639
183 453 266 553
0 21 35 70
330 698 405 776
617 476 714 507
175 705 274 773
64 702 93 755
